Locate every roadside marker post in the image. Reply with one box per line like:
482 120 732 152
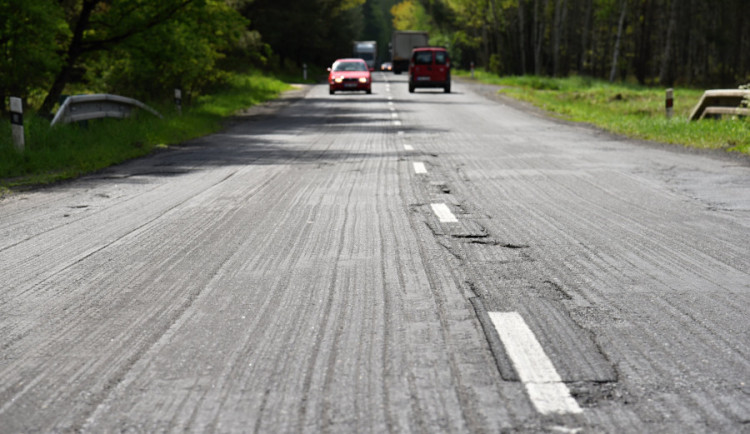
666 88 674 119
9 97 25 152
470 61 475 79
174 89 182 116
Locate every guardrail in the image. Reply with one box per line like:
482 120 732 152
50 94 163 126
689 89 750 121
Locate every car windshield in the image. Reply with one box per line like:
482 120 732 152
333 62 367 72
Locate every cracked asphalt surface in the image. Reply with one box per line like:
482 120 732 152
1 73 749 432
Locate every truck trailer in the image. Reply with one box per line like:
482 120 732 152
353 41 377 71
390 31 429 74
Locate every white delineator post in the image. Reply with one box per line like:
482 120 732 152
666 88 674 119
174 89 182 116
10 97 25 152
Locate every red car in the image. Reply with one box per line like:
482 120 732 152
408 47 451 93
328 58 372 95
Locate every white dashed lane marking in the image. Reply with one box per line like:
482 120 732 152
488 312 583 415
404 145 414 151
431 203 458 223
413 162 427 174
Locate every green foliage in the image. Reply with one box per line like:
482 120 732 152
391 0 430 30
361 0 396 62
2 0 382 113
239 0 366 69
194 73 291 117
0 71 290 191
488 54 503 74
2 0 260 114
457 69 750 154
0 0 68 106
407 0 750 85
83 0 249 100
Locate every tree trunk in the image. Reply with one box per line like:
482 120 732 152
518 0 527 74
534 0 548 75
580 0 593 73
659 0 679 86
634 0 652 84
559 0 567 75
610 0 627 82
488 0 500 58
553 0 562 76
39 0 101 117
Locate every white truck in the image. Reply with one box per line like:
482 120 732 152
353 41 377 71
390 31 429 74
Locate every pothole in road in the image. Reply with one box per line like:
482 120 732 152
468 239 530 249
430 181 451 194
539 280 574 301
448 223 488 239
568 381 626 408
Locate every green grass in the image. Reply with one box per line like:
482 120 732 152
456 70 750 155
0 71 291 194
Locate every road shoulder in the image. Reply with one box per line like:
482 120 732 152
455 77 750 167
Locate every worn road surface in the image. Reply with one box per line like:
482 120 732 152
1 74 749 433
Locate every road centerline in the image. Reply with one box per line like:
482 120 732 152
431 203 458 223
488 311 583 415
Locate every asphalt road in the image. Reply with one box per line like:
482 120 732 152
1 73 749 433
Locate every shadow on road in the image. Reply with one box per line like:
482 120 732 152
80 91 448 184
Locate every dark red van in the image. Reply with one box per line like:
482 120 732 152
408 47 451 93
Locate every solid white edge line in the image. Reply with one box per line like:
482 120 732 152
431 203 458 223
488 311 583 415
413 162 427 174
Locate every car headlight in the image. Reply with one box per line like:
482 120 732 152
334 77 343 83
359 77 368 83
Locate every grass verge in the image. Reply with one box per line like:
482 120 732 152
0 71 291 195
455 70 750 155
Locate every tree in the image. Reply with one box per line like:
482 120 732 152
658 0 678 85
83 0 249 100
362 0 397 62
400 0 749 86
391 0 430 30
0 0 68 114
609 0 626 82
38 0 198 116
553 0 567 76
239 0 365 69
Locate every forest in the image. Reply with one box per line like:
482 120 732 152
1 0 749 117
0 0 369 116
396 0 750 87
